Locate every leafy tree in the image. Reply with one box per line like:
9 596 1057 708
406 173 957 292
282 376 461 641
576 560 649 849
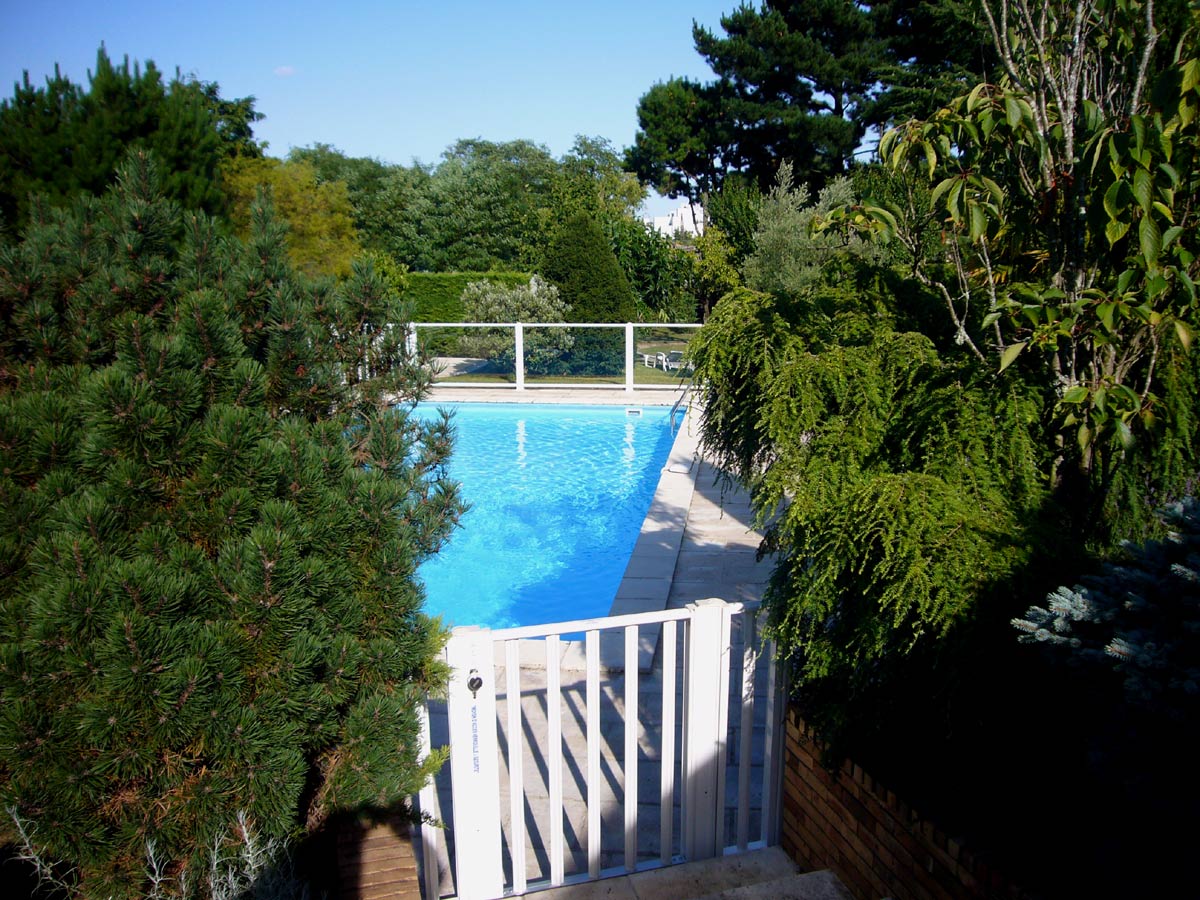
543 213 638 322
627 77 732 203
742 165 880 300
872 0 1200 541
704 176 763 266
556 135 646 221
286 143 428 267
602 215 697 322
360 247 411 299
691 225 742 317
545 136 692 322
458 276 573 372
406 139 560 272
860 0 997 128
0 47 258 237
693 1 881 181
690 0 1200 728
222 156 363 278
0 152 460 898
192 79 265 159
691 170 1048 702
282 137 657 282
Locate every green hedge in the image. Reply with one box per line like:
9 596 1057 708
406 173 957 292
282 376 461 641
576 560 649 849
407 271 532 355
407 271 532 322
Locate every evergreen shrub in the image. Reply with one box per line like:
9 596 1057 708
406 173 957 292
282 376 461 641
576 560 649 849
458 276 573 374
0 152 462 898
542 214 638 376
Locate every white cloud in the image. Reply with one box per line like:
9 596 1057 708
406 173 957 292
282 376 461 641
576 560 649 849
273 65 296 77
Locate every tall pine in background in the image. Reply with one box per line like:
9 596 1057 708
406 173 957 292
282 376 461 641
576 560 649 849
541 213 638 375
0 47 260 239
0 151 460 898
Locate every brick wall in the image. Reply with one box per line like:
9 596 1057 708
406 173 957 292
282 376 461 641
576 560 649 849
780 707 1027 900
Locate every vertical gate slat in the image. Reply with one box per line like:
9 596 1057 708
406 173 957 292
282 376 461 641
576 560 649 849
416 699 441 900
736 614 757 850
762 624 784 847
660 620 677 866
624 624 639 870
714 606 733 853
547 635 565 885
506 640 527 893
586 630 601 879
679 619 691 848
682 599 727 860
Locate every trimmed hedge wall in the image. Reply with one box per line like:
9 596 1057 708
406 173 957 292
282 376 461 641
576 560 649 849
407 271 533 355
407 271 532 323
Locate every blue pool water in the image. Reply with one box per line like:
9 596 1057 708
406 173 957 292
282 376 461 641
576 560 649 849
413 403 676 629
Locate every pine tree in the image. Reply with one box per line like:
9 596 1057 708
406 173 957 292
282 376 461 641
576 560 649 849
0 47 253 239
541 213 638 376
0 151 460 898
1013 499 1200 716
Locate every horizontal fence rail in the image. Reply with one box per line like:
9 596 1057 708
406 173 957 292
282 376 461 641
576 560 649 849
414 598 786 900
407 321 702 393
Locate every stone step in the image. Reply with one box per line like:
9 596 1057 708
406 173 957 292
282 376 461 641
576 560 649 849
694 869 854 900
527 847 851 900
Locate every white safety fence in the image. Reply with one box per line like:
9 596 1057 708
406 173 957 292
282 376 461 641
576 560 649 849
414 597 785 900
407 322 701 392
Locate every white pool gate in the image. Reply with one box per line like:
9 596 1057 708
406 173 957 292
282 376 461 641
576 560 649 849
415 597 786 899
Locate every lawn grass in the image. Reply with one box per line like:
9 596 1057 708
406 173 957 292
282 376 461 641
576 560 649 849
632 365 691 385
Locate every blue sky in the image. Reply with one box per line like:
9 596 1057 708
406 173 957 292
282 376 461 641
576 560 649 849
0 0 734 215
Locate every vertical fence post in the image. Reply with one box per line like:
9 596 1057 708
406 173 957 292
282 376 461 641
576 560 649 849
660 619 677 866
625 322 635 393
505 641 527 894
763 641 787 847
736 612 758 850
682 598 731 861
405 323 417 359
546 635 566 885
624 624 639 870
586 630 602 879
445 627 503 900
514 323 525 391
416 698 441 900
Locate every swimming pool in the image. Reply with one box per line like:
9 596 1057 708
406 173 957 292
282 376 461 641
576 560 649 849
413 403 676 629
